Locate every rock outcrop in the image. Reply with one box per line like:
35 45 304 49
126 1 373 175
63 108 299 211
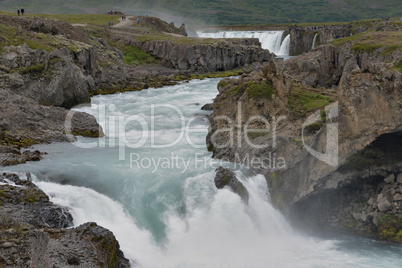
289 25 352 55
132 38 272 72
214 167 249 203
0 172 130 267
206 33 402 241
289 20 402 56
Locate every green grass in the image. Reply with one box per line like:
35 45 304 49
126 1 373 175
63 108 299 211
0 23 54 52
246 80 275 99
332 32 367 46
394 61 402 72
333 31 402 54
352 44 383 53
288 86 334 119
226 80 275 100
121 46 158 65
32 14 120 26
0 10 120 26
247 131 268 140
19 63 46 74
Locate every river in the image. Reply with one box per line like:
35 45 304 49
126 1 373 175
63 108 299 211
3 78 402 267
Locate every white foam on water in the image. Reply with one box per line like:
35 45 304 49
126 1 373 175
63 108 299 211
4 78 401 268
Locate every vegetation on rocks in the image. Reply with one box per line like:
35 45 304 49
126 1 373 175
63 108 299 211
378 214 402 243
122 45 159 65
245 80 276 99
0 23 53 52
333 31 402 55
288 85 334 119
394 60 402 72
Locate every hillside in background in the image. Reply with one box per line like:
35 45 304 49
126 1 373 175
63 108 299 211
1 0 401 25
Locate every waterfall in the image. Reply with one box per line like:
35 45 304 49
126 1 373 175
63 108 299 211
277 34 290 56
5 78 402 268
197 31 289 56
311 33 318 50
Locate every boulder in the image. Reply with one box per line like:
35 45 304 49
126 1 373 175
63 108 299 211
201 103 214 111
384 174 395 184
0 172 130 268
214 166 249 203
397 173 402 184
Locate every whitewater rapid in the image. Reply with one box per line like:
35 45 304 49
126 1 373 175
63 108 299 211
196 31 290 56
4 78 402 267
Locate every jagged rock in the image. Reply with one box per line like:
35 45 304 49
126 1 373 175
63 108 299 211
394 193 402 201
22 150 42 161
214 167 249 203
0 45 96 109
397 173 402 184
201 103 213 111
378 199 392 212
0 172 130 268
207 33 402 241
384 174 395 183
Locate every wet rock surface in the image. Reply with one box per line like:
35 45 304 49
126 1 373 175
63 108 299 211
214 166 249 203
0 172 130 267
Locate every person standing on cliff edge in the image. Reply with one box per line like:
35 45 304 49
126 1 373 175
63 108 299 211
17 9 20 16
21 7 25 16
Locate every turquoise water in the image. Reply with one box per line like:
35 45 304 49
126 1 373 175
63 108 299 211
3 78 402 267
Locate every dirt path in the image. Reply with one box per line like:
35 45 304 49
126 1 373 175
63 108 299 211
113 16 134 28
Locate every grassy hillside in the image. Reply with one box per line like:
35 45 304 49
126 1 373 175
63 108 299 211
1 0 401 25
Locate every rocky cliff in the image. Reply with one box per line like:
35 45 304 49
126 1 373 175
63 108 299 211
207 30 402 241
132 38 272 72
0 172 130 267
289 20 402 56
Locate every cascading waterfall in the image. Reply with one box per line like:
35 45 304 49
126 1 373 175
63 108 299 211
4 78 402 268
197 31 290 56
278 34 290 56
311 33 318 50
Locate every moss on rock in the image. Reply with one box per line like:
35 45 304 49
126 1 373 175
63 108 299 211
378 214 402 243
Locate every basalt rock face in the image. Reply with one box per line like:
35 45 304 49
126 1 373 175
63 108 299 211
207 40 402 240
0 172 130 268
289 21 402 56
0 44 98 109
132 38 272 72
289 25 352 55
0 82 103 166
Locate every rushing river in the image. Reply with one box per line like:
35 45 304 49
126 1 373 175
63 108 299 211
3 78 402 267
